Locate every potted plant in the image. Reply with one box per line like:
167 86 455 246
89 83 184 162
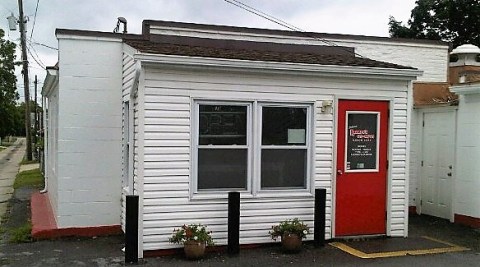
169 224 214 259
269 218 310 252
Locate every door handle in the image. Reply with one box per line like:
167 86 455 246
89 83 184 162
337 170 343 175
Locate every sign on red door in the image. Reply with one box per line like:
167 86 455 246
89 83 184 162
335 100 388 236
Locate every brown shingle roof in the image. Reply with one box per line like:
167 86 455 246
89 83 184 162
124 38 415 70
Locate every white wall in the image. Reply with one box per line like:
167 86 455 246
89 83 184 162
454 93 480 218
45 89 59 219
55 35 123 227
134 63 412 251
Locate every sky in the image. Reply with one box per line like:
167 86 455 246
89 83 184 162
0 0 416 103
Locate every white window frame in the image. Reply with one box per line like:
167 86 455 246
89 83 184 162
192 101 253 194
192 100 313 197
256 103 312 194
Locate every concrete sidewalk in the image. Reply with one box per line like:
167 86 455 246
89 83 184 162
0 138 25 221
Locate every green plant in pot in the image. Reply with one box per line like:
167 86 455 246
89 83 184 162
269 218 310 252
169 224 214 259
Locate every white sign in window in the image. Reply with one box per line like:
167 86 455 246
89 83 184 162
345 112 380 172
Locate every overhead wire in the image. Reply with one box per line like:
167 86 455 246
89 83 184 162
223 0 365 58
26 45 46 70
31 41 58 51
30 0 40 41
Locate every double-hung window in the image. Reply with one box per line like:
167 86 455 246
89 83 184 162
194 101 311 195
260 105 309 189
196 103 251 191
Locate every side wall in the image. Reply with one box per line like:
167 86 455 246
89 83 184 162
454 93 480 220
55 36 123 227
139 66 410 250
45 88 59 219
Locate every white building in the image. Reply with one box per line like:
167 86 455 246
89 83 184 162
42 20 468 256
410 44 480 228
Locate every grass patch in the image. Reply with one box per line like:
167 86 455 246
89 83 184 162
0 146 5 152
8 223 32 243
13 168 44 189
20 158 39 165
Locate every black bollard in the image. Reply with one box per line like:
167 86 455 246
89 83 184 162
228 191 240 255
125 195 139 263
314 188 326 247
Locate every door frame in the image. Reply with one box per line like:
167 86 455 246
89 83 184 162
332 96 395 238
416 106 457 222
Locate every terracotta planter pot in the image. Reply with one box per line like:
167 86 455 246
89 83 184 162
183 240 206 259
281 233 302 252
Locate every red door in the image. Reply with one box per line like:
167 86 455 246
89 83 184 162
335 100 388 236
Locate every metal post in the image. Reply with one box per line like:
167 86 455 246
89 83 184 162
18 0 32 160
314 188 326 247
228 192 240 255
125 195 139 263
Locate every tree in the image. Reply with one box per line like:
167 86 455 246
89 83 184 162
389 0 480 48
0 29 19 138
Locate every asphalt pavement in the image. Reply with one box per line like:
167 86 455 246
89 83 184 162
0 212 479 266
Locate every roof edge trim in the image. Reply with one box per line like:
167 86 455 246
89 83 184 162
135 53 422 80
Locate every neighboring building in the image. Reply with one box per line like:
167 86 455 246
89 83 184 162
45 20 474 257
408 44 480 228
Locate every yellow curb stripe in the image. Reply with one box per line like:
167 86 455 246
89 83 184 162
330 236 470 259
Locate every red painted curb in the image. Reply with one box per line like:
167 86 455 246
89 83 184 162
31 192 122 239
454 214 480 229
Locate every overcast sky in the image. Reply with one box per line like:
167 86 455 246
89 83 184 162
1 0 416 102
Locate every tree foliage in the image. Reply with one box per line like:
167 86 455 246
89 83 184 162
0 29 19 138
389 0 480 47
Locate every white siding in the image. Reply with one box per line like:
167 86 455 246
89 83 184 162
55 36 123 228
121 51 136 231
139 67 410 250
45 89 59 220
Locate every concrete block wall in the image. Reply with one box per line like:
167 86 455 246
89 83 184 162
55 35 123 228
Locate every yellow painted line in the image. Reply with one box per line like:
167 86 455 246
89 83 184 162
330 236 470 259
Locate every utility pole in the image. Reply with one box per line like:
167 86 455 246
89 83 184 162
18 0 32 160
34 75 38 158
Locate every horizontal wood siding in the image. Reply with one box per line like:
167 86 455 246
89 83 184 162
141 67 409 250
121 52 136 231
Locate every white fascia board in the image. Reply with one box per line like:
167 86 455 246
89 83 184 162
450 83 480 95
56 33 123 43
41 68 58 97
134 53 422 81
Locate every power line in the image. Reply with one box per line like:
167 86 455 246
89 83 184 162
30 0 40 40
31 40 58 51
27 41 46 68
26 45 46 69
223 0 365 57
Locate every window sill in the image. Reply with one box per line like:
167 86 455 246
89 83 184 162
190 189 314 201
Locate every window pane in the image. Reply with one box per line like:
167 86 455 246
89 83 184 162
199 105 247 145
262 107 307 145
198 149 247 190
261 149 306 189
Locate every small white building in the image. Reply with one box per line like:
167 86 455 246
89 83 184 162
44 20 472 256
